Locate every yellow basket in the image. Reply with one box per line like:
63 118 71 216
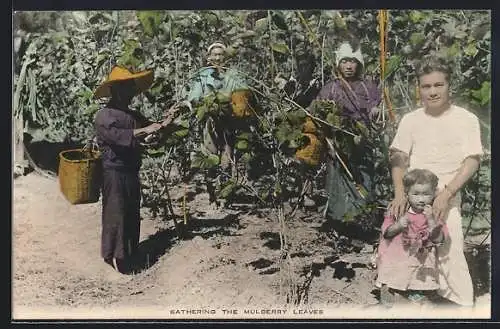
295 133 323 166
231 89 256 118
303 117 318 134
58 147 102 205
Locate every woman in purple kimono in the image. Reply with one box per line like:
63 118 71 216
93 66 177 274
314 42 382 228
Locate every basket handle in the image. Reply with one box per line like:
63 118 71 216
82 137 100 154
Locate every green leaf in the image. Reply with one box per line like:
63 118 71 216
326 112 341 126
409 32 425 47
84 104 100 116
236 132 252 141
333 12 347 30
146 147 166 157
174 128 189 137
255 17 268 33
272 12 288 30
409 11 424 23
196 104 209 121
384 55 402 79
444 43 460 58
236 30 258 39
464 42 479 58
137 11 163 37
471 81 491 106
190 151 220 169
219 180 237 198
271 43 290 54
235 140 249 150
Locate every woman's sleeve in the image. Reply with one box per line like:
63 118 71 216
184 73 206 103
367 79 382 108
95 110 136 147
389 113 413 156
315 82 334 101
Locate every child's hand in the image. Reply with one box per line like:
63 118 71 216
423 205 434 219
397 214 409 228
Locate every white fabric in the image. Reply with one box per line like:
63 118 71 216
207 42 226 54
390 104 483 306
390 105 483 189
335 42 364 67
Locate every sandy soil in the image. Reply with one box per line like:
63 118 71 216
12 172 491 320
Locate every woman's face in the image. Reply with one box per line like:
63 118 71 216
338 58 359 79
208 46 225 66
419 71 450 112
407 183 435 213
111 80 137 105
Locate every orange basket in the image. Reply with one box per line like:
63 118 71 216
231 89 256 118
295 133 323 166
58 142 102 205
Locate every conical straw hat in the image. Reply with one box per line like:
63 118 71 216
94 66 154 99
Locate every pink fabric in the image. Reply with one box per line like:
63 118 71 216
376 212 448 291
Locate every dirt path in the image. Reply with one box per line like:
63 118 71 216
12 173 490 320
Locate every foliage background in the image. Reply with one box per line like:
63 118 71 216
13 10 491 237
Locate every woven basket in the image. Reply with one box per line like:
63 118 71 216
303 117 318 134
231 89 255 118
58 148 102 205
295 133 323 166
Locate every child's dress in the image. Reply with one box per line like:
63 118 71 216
375 209 448 291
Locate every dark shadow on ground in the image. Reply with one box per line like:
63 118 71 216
319 219 380 244
133 212 242 273
176 213 242 240
329 260 356 281
259 231 281 250
133 227 178 273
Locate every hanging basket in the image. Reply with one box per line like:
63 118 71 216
303 117 318 134
295 133 323 166
58 141 102 205
231 89 256 118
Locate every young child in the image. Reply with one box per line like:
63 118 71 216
376 168 449 305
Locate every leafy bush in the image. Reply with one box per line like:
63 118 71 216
14 10 491 235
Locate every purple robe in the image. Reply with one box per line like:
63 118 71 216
94 106 149 263
315 78 381 124
317 77 382 223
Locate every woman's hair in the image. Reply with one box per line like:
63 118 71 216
415 55 452 82
403 168 439 193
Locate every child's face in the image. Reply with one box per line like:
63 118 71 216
407 183 435 213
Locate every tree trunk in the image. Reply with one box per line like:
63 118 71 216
13 41 35 177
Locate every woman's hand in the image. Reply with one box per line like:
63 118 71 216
369 106 380 120
388 193 409 219
134 122 162 137
161 106 181 127
432 188 452 221
143 122 163 134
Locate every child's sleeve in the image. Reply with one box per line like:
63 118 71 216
381 212 395 236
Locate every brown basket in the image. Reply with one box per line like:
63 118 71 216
231 89 256 118
303 117 318 134
295 133 323 166
58 146 102 205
